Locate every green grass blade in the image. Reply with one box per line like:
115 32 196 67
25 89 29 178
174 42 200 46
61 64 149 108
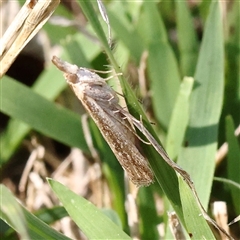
1 185 30 239
35 206 68 225
108 2 144 62
137 187 159 239
178 1 224 208
148 41 180 129
48 179 132 239
0 119 29 164
178 178 216 240
0 185 71 240
142 1 180 128
226 116 240 213
75 0 110 62
166 77 194 159
175 0 199 76
100 209 123 227
0 64 66 163
0 77 89 154
214 177 240 192
137 1 167 44
224 0 240 143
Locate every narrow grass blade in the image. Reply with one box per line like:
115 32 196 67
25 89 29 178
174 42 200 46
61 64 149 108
178 1 224 208
224 0 240 141
0 185 70 240
75 0 109 57
166 77 194 159
0 119 29 164
0 65 66 163
107 2 145 61
178 178 216 240
137 187 159 239
0 77 89 155
175 0 199 76
141 1 180 128
137 2 167 44
214 177 240 192
35 206 68 225
1 185 29 239
48 179 131 239
226 116 240 213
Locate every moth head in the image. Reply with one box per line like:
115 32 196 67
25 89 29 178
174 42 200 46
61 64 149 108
52 56 78 75
52 56 105 86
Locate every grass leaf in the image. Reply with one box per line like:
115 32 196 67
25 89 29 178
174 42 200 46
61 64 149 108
166 77 194 159
178 1 224 208
175 0 199 76
0 184 71 240
0 77 89 156
226 116 240 213
179 178 216 240
48 179 131 239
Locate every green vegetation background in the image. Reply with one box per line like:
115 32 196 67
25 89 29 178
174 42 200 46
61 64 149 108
1 0 239 239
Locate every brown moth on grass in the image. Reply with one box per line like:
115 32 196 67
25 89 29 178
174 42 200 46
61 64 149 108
52 56 154 186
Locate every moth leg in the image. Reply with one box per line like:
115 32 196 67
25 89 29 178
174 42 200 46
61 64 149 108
103 72 123 81
108 107 151 145
114 91 124 98
89 69 114 74
86 68 123 81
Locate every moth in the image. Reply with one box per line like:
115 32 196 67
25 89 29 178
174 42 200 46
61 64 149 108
52 56 154 186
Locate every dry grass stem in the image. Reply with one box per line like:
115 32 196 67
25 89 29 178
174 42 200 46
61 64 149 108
0 0 60 77
212 201 230 240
